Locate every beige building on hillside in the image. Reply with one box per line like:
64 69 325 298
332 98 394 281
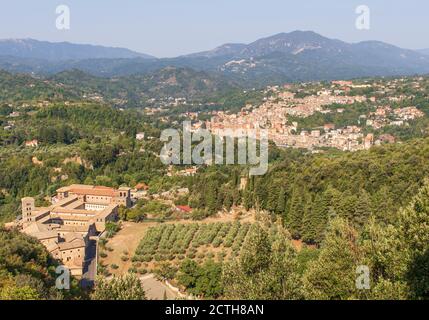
19 185 131 276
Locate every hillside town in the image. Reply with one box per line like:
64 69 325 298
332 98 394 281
202 81 426 151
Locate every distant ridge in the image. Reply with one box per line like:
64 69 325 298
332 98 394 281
418 49 429 56
0 38 156 61
1 31 429 86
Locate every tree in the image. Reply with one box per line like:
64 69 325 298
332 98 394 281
243 188 253 210
389 181 429 299
285 188 305 239
0 285 40 300
303 218 362 300
0 228 77 300
265 226 303 299
155 262 177 281
194 260 223 298
302 191 331 244
91 274 146 300
177 258 223 298
301 196 316 244
223 223 302 299
105 221 120 238
0 191 5 205
353 190 372 228
276 187 286 214
239 224 271 275
336 191 358 221
177 259 199 290
190 209 207 221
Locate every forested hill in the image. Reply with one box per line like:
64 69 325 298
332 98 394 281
50 67 239 103
0 70 80 102
187 137 429 245
0 67 240 107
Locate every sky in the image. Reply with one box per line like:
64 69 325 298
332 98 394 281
0 0 428 58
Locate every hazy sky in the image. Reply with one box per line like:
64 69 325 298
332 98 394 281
0 0 428 57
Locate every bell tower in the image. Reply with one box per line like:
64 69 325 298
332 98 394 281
21 197 35 223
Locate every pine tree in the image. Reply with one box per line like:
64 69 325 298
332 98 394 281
301 195 318 244
396 182 429 299
353 190 372 228
223 188 233 211
337 191 358 221
239 224 271 275
243 189 253 210
266 182 280 212
303 218 361 300
205 181 218 214
286 188 305 239
253 179 266 209
303 192 330 244
223 223 302 300
276 187 286 214
372 186 395 223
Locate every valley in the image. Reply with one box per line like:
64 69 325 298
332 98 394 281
1 25 429 302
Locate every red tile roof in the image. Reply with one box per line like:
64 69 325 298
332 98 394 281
69 186 116 197
176 205 192 213
135 183 149 191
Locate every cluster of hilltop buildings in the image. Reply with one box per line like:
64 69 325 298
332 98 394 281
205 90 372 151
206 89 367 134
14 185 132 276
203 84 426 152
272 125 374 151
365 106 424 130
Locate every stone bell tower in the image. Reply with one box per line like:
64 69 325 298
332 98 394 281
21 197 35 224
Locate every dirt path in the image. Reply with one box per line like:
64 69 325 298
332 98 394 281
140 274 182 300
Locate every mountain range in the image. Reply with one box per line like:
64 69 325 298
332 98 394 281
418 49 429 56
0 38 154 61
1 31 429 87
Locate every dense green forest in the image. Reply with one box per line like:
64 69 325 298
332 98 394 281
0 70 79 102
222 179 429 300
183 137 429 244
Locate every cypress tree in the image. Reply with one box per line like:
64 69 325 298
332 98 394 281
286 188 305 239
276 187 287 214
239 224 271 275
353 189 372 228
303 218 361 300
